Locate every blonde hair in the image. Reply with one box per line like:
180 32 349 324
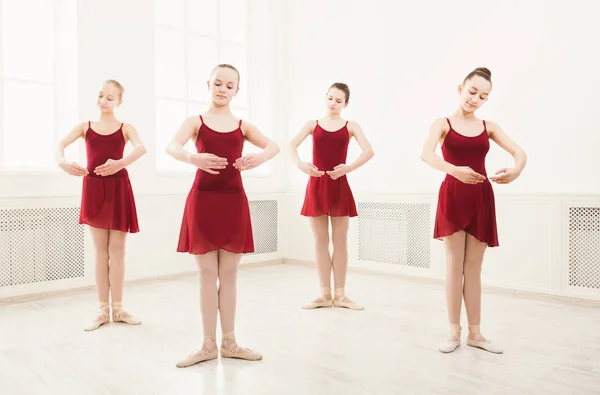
104 79 124 99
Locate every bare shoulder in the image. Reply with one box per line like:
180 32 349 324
122 123 136 133
304 119 317 134
78 121 90 138
431 117 450 136
240 119 259 136
484 120 501 136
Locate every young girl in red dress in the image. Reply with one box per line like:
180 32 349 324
56 79 147 331
166 64 279 368
421 68 527 354
289 83 374 310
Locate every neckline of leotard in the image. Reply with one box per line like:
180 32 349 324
446 118 487 138
316 120 348 133
199 115 242 134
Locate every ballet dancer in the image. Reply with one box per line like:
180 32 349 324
420 67 527 353
166 64 280 367
56 79 147 331
289 82 374 310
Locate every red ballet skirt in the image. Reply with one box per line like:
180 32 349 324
79 122 140 233
177 117 254 254
301 121 358 217
433 118 498 247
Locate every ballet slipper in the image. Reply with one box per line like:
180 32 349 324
438 324 461 353
84 303 110 332
302 286 333 309
111 302 141 325
176 335 219 368
466 325 503 354
220 332 262 361
332 288 364 310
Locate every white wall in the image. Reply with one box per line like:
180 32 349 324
283 0 600 301
2 0 600 301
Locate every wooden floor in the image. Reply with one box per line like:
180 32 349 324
1 262 599 395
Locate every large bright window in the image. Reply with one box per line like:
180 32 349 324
154 0 253 173
0 0 78 171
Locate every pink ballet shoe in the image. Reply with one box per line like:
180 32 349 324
220 332 262 361
84 303 110 332
176 335 219 368
302 286 334 309
111 302 141 325
438 324 461 353
332 288 364 310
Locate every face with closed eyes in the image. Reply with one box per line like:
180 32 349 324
325 88 347 115
97 83 122 113
458 75 491 113
207 67 239 106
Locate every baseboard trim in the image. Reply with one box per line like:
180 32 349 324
282 259 600 308
0 258 284 305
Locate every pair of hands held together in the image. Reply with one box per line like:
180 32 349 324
452 165 520 185
298 162 350 180
59 159 123 177
189 152 265 174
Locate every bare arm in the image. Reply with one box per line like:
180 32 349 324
420 118 456 174
121 124 147 167
346 121 374 172
487 121 527 183
56 122 87 164
165 116 200 164
56 122 88 176
288 120 315 167
243 121 280 162
234 121 280 171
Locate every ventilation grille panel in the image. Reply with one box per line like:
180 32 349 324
357 202 431 268
0 207 85 287
568 206 600 289
245 200 278 255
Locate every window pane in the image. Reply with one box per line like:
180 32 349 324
3 81 54 169
155 99 195 171
188 0 218 36
188 36 218 102
154 0 184 28
155 27 186 99
220 44 247 108
219 0 247 44
2 0 54 82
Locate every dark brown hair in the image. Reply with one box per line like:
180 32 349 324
211 64 240 86
104 79 124 100
463 67 492 86
328 82 350 104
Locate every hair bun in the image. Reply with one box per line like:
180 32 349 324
475 67 491 77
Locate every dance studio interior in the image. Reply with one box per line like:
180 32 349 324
1 0 599 394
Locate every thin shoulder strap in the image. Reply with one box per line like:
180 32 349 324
445 117 452 128
316 119 319 125
120 122 124 129
482 120 487 132
345 120 349 127
239 119 242 127
88 121 91 128
199 115 204 123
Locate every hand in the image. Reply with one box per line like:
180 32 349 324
450 166 486 184
326 164 350 180
233 153 265 171
94 159 124 176
59 161 88 177
189 153 228 174
299 162 324 177
489 167 520 184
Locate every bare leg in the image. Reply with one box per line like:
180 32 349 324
108 230 140 325
85 226 110 331
438 231 466 352
331 216 362 310
302 216 333 308
463 234 502 353
176 251 219 368
218 250 262 361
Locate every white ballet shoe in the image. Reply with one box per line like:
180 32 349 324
467 325 503 354
438 324 461 353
